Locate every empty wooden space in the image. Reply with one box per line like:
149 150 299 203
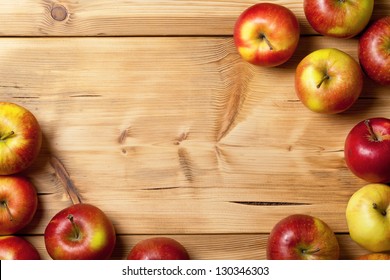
0 1 388 260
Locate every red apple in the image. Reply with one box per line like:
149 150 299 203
127 237 190 260
344 118 390 183
295 48 363 114
355 253 390 260
304 0 374 38
0 102 42 175
358 16 390 86
233 3 300 67
44 203 116 260
267 214 340 260
0 176 38 235
0 235 40 260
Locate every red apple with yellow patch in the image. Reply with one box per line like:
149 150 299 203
267 214 340 260
44 203 116 260
234 3 300 67
295 48 363 114
304 0 374 38
0 102 42 175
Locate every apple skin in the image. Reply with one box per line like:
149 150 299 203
358 16 390 86
0 236 40 260
44 203 116 260
0 102 42 175
127 237 190 260
346 183 390 252
233 3 300 67
355 253 390 260
304 0 374 38
267 214 340 260
0 176 38 235
344 118 390 183
295 48 363 114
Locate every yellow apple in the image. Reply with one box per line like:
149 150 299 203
346 183 390 252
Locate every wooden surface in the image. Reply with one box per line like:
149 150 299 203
1 0 389 260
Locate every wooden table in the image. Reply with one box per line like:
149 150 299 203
1 0 389 260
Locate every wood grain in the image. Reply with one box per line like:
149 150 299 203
0 0 388 36
1 1 389 259
1 36 388 240
25 234 370 260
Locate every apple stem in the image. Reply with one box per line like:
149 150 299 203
1 201 14 221
0 131 15 141
67 214 81 239
302 247 321 254
316 74 329 89
259 33 273 50
373 203 387 216
364 119 379 142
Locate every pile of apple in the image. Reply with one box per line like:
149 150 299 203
234 1 389 260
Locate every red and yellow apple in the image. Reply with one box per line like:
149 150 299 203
267 214 340 260
304 0 374 38
44 203 116 260
127 237 190 260
0 235 40 260
0 175 38 235
344 118 390 183
234 3 300 67
358 16 390 86
295 48 363 114
346 183 390 252
0 102 42 175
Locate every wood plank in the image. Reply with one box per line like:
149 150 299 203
0 0 388 36
25 234 370 260
1 36 388 236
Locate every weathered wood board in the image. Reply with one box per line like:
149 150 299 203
0 0 389 260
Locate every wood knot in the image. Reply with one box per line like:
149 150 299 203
51 4 68 21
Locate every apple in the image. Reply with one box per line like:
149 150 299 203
127 237 190 260
267 214 340 260
355 253 390 260
358 16 390 86
344 118 390 183
304 0 374 38
0 235 40 260
295 48 363 114
44 203 116 260
0 102 42 175
0 175 38 235
346 183 390 252
233 3 300 67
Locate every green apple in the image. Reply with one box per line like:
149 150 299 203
346 183 390 252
